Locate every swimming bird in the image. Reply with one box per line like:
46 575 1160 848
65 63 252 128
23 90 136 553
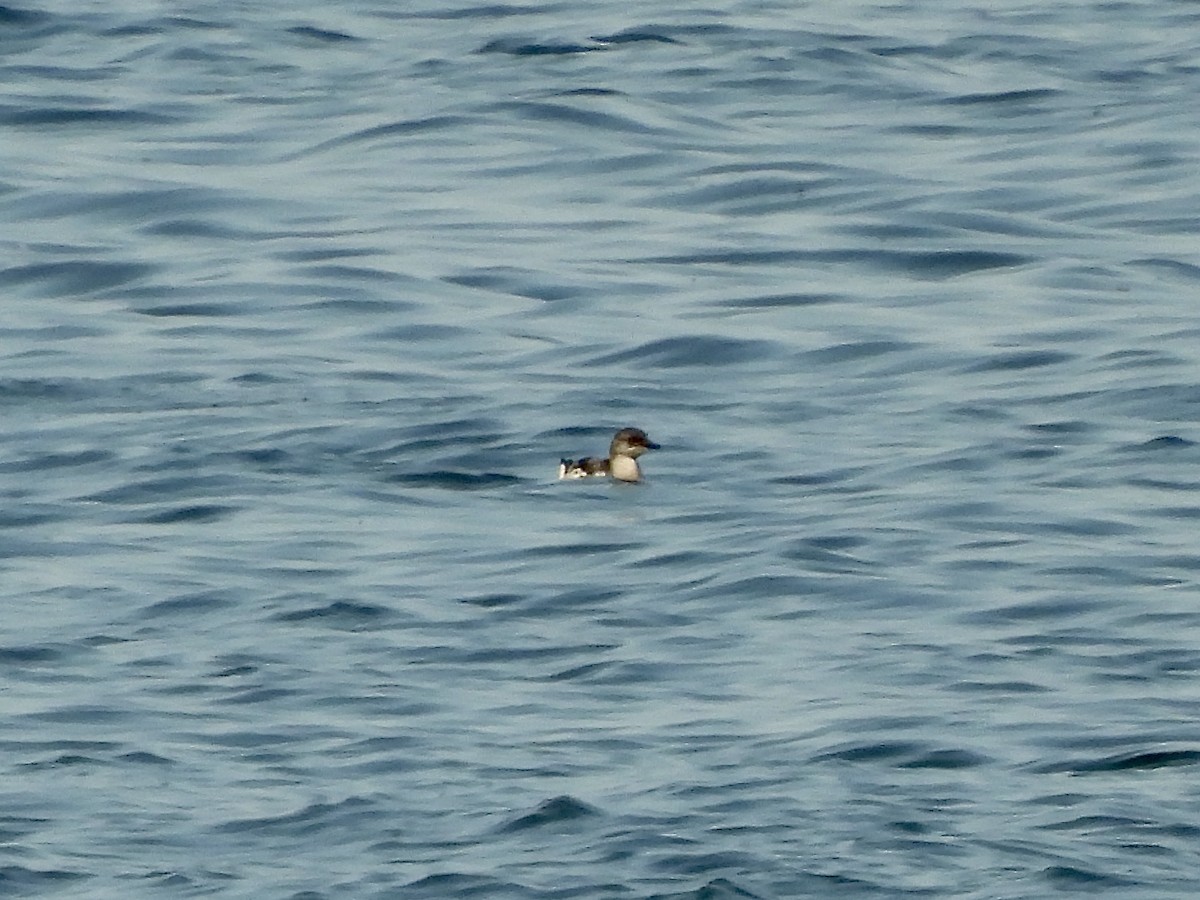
558 428 660 482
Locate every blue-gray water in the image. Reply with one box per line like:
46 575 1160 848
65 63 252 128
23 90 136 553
4 1 1200 897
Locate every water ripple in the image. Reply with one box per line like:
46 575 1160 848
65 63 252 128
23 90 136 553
5 2 1200 897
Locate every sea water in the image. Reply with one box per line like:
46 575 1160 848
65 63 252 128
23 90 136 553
3 1 1200 897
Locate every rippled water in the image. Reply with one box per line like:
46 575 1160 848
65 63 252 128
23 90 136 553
4 1 1200 897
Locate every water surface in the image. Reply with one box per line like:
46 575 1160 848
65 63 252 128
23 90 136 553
3 1 1200 897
